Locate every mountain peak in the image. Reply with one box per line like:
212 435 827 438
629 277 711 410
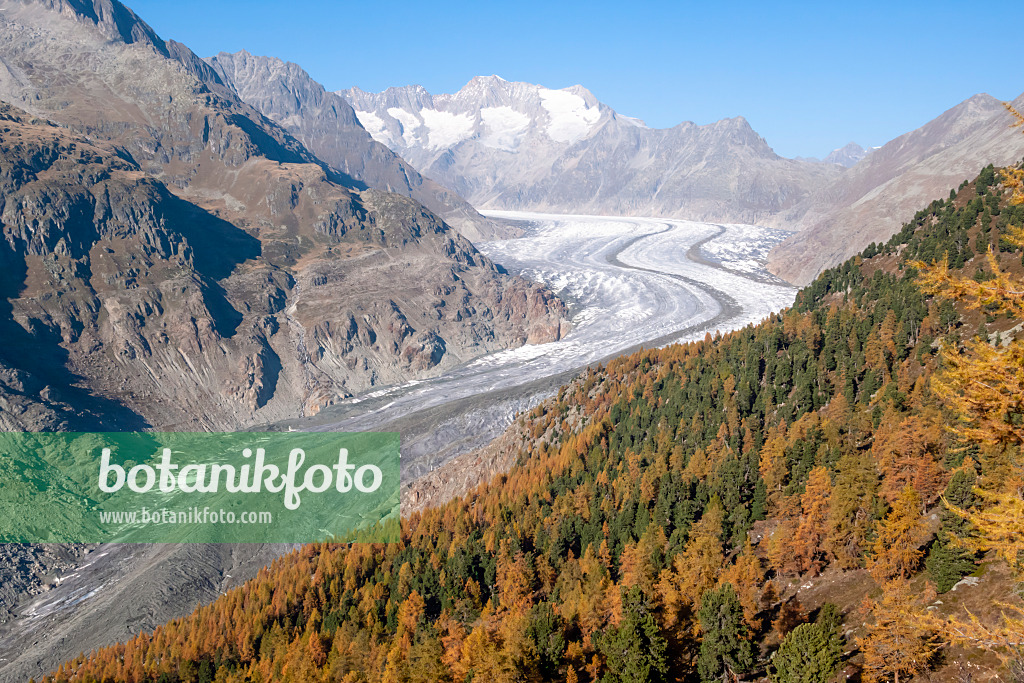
458 74 509 96
939 92 1006 124
823 142 868 167
468 74 507 85
26 0 163 48
965 92 1000 106
562 83 595 97
17 0 229 95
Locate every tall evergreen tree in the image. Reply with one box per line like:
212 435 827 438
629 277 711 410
697 583 754 682
768 620 842 683
597 586 668 683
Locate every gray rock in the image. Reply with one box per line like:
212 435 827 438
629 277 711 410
823 142 870 168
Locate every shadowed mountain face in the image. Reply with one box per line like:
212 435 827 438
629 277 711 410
0 102 255 431
0 0 568 431
340 77 844 224
767 92 1024 285
205 50 505 242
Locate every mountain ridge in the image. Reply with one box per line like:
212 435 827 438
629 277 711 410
205 50 505 241
767 91 1024 284
0 0 568 431
340 76 842 223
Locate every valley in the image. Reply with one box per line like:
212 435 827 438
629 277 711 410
2 2 1021 680
277 212 796 480
0 212 795 682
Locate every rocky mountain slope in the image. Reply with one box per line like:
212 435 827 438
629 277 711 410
0 0 567 431
340 76 843 223
768 92 1024 285
205 50 504 242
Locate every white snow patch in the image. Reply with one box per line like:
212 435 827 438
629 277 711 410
480 106 531 151
619 115 648 128
419 108 475 149
538 89 601 144
354 110 394 147
386 107 423 146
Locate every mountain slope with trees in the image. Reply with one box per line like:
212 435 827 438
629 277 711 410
39 155 1024 681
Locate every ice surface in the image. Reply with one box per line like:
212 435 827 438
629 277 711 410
692 223 791 275
353 110 393 147
419 108 475 149
538 89 601 143
386 106 422 146
480 105 531 151
315 212 797 437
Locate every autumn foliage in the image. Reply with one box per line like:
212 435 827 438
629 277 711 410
40 139 1024 680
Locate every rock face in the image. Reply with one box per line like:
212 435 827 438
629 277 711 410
205 50 505 242
767 92 1024 285
340 76 842 223
0 0 568 431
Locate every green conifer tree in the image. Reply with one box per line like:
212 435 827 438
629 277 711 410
597 586 668 683
769 603 844 683
697 583 754 682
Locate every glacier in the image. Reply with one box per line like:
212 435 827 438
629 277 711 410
288 212 797 477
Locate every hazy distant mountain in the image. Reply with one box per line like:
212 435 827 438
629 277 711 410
340 76 842 223
823 142 870 167
205 51 503 241
768 92 1024 285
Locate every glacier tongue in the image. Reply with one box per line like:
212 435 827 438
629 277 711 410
288 211 797 482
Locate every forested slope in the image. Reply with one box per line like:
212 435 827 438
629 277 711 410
42 162 1024 682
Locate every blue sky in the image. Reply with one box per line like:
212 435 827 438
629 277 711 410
127 0 1022 159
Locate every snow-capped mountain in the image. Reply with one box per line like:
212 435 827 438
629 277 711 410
346 77 610 153
341 77 842 223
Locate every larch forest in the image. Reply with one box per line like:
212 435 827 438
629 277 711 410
38 113 1024 683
